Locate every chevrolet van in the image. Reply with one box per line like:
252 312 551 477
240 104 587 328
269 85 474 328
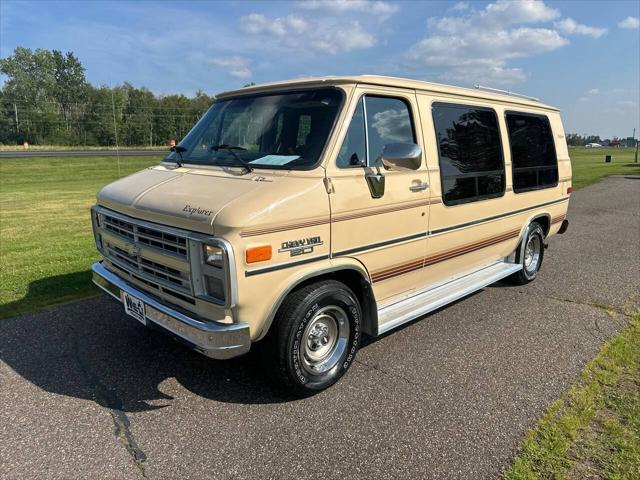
91 76 571 395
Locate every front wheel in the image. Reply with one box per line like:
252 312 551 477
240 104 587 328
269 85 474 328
262 280 361 396
509 222 545 285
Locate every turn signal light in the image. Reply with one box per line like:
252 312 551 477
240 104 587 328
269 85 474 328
246 245 272 264
567 187 573 194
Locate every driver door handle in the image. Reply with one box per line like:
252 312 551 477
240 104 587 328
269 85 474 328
410 181 429 192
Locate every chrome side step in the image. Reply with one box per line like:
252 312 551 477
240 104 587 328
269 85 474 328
376 261 522 335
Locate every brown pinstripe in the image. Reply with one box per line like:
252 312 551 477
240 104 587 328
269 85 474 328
371 227 521 283
239 198 441 237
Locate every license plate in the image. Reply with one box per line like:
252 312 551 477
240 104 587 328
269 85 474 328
122 291 146 325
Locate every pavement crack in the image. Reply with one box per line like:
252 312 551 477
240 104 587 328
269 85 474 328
67 326 148 478
548 295 632 319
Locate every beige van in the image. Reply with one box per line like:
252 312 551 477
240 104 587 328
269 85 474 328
91 75 571 395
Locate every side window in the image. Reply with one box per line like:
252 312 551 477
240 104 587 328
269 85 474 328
506 112 558 193
337 95 415 168
365 96 415 167
432 103 505 205
336 97 366 168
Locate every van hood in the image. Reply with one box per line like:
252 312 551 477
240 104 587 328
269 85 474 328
96 166 274 234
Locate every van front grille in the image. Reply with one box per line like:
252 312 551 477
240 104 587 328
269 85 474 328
95 209 193 303
102 213 187 258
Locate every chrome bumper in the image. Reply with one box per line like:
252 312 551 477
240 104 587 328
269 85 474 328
91 262 251 360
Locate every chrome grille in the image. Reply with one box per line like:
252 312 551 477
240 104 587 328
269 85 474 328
102 213 187 258
96 210 192 298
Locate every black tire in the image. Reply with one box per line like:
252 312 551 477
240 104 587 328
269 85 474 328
508 222 545 285
261 279 361 396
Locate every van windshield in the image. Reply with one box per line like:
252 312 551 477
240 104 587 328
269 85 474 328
165 88 343 170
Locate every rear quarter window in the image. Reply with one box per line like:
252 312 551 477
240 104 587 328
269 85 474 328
506 112 559 193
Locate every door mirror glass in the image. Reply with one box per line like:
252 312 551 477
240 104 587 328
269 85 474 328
379 142 422 171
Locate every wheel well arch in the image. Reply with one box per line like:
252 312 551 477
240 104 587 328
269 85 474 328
513 213 551 263
255 265 378 341
530 213 551 236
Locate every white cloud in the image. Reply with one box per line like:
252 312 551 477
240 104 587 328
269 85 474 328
618 16 640 29
210 56 252 79
482 0 560 26
554 18 606 38
241 13 375 54
588 88 599 95
299 0 398 19
407 1 568 85
452 2 470 12
243 13 308 37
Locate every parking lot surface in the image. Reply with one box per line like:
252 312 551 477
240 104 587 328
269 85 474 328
1 176 638 479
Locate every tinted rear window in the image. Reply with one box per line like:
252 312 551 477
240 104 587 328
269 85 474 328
433 103 505 205
506 112 558 193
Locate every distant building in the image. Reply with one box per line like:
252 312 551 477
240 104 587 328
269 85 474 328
585 143 602 148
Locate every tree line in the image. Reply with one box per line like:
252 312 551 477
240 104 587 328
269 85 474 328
566 133 636 147
0 47 214 146
1 47 634 148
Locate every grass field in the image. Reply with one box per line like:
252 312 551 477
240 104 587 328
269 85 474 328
569 147 639 189
0 155 162 318
0 147 639 319
505 311 639 479
0 145 165 151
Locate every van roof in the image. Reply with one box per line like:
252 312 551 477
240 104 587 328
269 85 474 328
215 75 559 112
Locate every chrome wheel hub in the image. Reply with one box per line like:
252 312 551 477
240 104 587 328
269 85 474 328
524 235 541 274
301 306 350 376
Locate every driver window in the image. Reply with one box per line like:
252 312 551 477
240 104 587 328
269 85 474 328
337 95 415 168
365 96 415 167
336 98 366 168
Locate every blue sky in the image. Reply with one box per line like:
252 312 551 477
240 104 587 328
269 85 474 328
1 0 638 138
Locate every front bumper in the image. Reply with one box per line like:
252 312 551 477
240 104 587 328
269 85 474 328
92 262 251 359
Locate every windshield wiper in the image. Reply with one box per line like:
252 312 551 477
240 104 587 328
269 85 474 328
211 144 253 173
170 145 187 167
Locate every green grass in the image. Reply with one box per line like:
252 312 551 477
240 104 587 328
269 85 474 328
569 147 639 189
0 145 166 151
505 312 640 479
0 147 638 319
0 155 162 318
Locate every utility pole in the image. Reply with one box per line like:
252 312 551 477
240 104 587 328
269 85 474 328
111 88 121 177
13 103 19 134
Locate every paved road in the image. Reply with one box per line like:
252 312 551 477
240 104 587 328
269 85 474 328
1 176 639 479
0 149 167 158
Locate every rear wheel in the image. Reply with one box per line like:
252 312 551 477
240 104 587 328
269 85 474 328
262 280 361 396
509 222 545 285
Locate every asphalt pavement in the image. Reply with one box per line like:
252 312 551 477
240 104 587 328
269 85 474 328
0 150 167 158
1 176 639 479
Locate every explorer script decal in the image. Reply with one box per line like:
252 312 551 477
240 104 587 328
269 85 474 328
182 205 214 217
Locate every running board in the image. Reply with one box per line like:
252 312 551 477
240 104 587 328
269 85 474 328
376 262 522 335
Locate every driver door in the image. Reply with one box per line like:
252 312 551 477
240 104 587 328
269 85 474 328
328 87 432 305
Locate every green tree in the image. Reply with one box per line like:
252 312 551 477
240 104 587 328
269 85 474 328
52 50 88 137
0 47 58 143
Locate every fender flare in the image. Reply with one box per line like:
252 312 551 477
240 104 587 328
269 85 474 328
254 259 375 341
515 213 550 262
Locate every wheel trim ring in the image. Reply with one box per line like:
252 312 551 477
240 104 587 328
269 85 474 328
300 305 350 377
524 234 541 274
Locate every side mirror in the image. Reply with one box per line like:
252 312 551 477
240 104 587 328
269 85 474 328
379 143 422 171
